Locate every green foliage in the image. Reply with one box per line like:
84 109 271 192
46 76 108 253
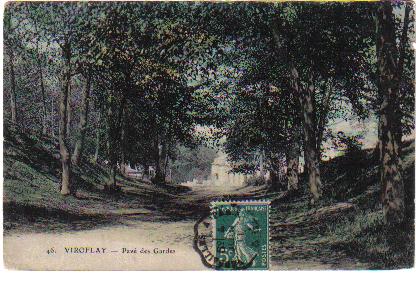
326 210 414 269
170 145 218 184
331 131 364 156
209 2 380 179
3 2 415 190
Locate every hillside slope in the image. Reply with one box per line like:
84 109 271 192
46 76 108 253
270 140 415 269
3 124 192 233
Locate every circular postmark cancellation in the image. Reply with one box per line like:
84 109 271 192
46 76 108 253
193 200 270 270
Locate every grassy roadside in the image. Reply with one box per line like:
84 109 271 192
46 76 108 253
269 140 415 269
3 124 193 233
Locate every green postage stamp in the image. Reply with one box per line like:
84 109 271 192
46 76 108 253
211 201 270 270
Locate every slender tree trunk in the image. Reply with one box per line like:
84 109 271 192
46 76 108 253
164 142 170 180
105 146 117 190
160 142 167 181
112 165 117 188
375 115 382 160
154 135 166 183
292 67 322 202
106 104 117 189
120 110 126 176
377 2 405 225
59 40 72 196
50 97 55 138
164 155 170 182
66 80 72 138
105 93 126 189
259 151 266 180
154 136 161 182
8 50 17 124
93 112 101 164
72 73 92 165
114 97 127 176
287 126 301 193
94 131 100 163
51 97 55 138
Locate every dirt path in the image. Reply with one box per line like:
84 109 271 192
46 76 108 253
3 185 253 270
3 184 369 270
4 220 207 270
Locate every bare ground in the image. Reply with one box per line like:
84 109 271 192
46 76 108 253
3 183 371 270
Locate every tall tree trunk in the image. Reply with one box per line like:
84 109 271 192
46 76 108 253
291 67 322 202
272 20 323 200
271 22 302 193
51 97 55 138
258 150 266 179
164 155 170 182
154 136 161 182
8 50 17 124
72 73 92 165
287 125 301 193
377 2 405 225
106 141 117 190
93 112 101 164
106 104 117 189
163 141 170 181
94 131 100 163
154 135 166 183
58 40 72 196
160 142 167 181
117 99 127 176
120 108 127 176
66 80 72 138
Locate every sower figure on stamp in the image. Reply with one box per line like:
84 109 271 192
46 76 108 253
224 209 261 266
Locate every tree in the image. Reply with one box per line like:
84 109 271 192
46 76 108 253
72 73 92 164
211 3 374 200
376 1 413 225
88 2 223 186
27 2 92 195
270 3 375 202
70 4 103 165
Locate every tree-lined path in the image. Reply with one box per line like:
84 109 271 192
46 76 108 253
3 1 414 270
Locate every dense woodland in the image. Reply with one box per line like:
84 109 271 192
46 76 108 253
3 1 415 230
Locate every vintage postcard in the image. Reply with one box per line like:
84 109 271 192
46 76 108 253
2 0 415 270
